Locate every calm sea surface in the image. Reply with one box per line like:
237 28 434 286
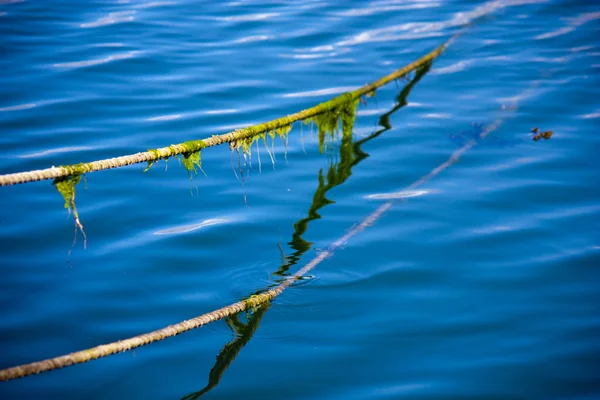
1 0 599 399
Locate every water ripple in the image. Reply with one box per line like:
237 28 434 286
146 113 182 122
153 218 229 235
80 11 136 29
535 11 600 40
133 1 175 9
431 60 474 75
0 103 36 112
280 86 357 98
53 51 140 69
335 0 548 47
331 2 442 17
18 146 92 159
214 12 280 22
577 110 600 119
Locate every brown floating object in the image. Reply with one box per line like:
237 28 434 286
533 130 553 141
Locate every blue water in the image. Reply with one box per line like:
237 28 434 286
1 0 599 398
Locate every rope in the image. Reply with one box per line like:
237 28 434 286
0 36 475 381
0 194 387 381
0 43 448 187
0 105 509 382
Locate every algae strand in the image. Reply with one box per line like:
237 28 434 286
53 174 87 249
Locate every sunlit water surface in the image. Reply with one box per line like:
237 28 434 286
1 0 599 399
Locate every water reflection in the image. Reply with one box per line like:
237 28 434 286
180 304 272 400
180 61 433 399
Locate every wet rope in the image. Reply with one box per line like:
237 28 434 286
0 34 483 380
0 194 382 381
0 43 449 187
0 97 513 382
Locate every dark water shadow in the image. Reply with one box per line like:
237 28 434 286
179 61 433 399
180 304 272 400
280 61 433 276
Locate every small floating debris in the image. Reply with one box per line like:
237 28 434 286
364 189 430 200
532 127 553 141
153 218 228 235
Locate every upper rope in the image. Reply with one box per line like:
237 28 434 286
0 43 448 187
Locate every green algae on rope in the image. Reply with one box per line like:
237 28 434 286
0 41 449 187
304 97 360 153
53 175 80 211
0 51 446 383
230 97 360 162
53 174 87 248
181 151 205 178
0 281 289 382
182 96 391 397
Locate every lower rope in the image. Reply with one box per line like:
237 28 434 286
0 102 513 381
